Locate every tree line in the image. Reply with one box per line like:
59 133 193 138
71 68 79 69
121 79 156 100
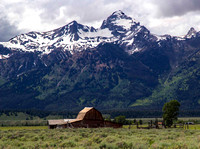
0 100 198 120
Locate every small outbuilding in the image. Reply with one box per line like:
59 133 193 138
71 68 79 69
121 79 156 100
48 107 122 129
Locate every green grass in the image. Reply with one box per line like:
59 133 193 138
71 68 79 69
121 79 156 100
0 126 48 130
186 124 200 130
0 127 200 148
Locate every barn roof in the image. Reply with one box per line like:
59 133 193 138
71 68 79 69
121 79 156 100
48 119 80 125
48 119 67 125
79 107 93 113
76 107 94 120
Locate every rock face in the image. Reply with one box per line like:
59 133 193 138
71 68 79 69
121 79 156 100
0 10 200 110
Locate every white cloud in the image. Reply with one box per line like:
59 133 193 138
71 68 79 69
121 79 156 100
0 0 200 41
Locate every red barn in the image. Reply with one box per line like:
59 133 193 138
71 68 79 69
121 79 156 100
48 107 122 129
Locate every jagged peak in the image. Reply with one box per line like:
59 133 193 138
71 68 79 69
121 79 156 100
66 20 96 32
101 10 138 31
66 20 81 28
108 10 132 21
185 27 197 38
188 27 197 34
111 10 126 17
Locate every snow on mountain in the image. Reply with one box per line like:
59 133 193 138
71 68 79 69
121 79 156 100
0 10 147 58
0 10 197 59
0 54 10 59
101 10 138 32
1 21 100 55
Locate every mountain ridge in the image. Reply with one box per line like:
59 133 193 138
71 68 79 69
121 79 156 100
0 10 190 57
0 10 196 58
0 10 200 110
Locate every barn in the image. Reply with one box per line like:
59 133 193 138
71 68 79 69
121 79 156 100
48 107 122 129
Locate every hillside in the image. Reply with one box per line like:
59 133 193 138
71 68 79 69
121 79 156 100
0 11 200 110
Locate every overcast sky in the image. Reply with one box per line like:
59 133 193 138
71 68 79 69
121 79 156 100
0 0 200 41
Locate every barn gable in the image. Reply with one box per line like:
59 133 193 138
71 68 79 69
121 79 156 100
76 107 104 121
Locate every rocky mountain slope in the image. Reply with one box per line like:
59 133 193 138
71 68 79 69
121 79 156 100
0 10 200 110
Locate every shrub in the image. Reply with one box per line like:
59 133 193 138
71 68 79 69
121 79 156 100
114 115 127 124
93 137 102 144
59 141 76 148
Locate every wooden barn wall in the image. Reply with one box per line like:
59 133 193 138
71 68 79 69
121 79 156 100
83 109 104 120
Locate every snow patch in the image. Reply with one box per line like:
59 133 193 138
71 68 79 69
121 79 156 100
128 47 141 55
114 19 133 30
0 54 10 59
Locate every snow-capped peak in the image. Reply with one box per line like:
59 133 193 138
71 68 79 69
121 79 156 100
0 10 155 58
101 10 138 33
44 20 96 41
185 27 197 39
111 10 129 20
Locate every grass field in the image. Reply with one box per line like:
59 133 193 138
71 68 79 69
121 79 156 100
0 126 200 148
0 126 48 130
128 117 200 124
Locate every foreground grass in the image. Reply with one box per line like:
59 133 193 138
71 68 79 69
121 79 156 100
0 127 200 148
0 126 48 130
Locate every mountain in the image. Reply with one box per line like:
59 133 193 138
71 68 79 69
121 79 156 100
0 10 200 110
0 10 156 58
185 27 199 39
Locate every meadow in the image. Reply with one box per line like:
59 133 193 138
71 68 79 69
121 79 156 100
0 126 200 148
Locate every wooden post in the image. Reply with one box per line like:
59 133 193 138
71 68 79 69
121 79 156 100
155 119 158 129
162 120 166 128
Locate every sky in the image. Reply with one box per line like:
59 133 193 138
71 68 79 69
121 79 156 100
0 0 200 41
